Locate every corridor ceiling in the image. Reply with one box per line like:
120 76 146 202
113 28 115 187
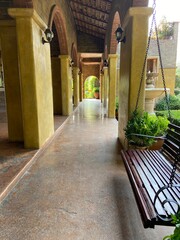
0 0 113 39
69 0 113 39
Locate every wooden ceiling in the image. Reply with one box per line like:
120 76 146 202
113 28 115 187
0 0 113 39
69 0 113 39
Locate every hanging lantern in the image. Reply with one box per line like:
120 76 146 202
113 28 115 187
115 26 126 43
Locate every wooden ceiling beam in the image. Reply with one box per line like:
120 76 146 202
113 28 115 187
74 17 106 30
70 0 110 15
73 11 107 25
78 28 105 39
77 24 106 35
72 9 108 24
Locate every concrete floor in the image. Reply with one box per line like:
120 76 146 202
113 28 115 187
0 99 174 240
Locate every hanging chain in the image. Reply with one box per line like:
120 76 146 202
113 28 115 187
135 1 156 111
135 0 172 120
153 7 172 120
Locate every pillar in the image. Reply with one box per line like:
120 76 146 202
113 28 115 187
118 7 152 147
73 67 80 107
100 72 104 103
8 9 54 148
79 72 83 101
51 57 62 114
60 55 73 115
128 7 153 113
103 67 108 116
108 54 118 118
0 20 23 141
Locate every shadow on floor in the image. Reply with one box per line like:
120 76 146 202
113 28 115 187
0 113 69 201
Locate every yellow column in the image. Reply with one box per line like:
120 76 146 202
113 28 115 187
118 7 152 148
73 67 80 107
60 55 73 115
103 67 108 116
0 20 23 141
108 54 118 118
129 7 153 113
79 72 83 101
100 72 104 103
51 57 62 114
8 9 54 148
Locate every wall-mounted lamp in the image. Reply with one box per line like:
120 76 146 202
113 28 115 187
42 28 54 44
69 59 74 67
115 26 126 43
103 59 108 67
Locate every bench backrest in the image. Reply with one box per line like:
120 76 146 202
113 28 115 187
161 123 180 168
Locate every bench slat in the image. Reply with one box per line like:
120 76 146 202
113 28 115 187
129 151 175 215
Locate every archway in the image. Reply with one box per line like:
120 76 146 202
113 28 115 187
84 76 100 99
49 5 69 119
50 21 63 116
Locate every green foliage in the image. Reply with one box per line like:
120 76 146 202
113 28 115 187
174 90 180 96
84 76 99 98
93 87 99 93
175 74 180 88
124 111 169 147
156 110 180 126
155 95 180 111
115 97 119 110
163 211 180 240
152 17 174 40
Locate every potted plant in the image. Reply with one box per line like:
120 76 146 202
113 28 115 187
93 87 99 99
163 210 180 240
115 97 119 121
124 110 169 149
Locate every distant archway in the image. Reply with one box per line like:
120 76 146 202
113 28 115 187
84 76 100 99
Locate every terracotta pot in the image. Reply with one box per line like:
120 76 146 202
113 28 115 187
148 139 164 150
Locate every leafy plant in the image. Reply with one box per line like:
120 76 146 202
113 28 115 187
124 111 169 147
115 97 119 110
93 87 99 93
156 110 180 126
155 95 180 111
152 17 174 40
163 210 180 240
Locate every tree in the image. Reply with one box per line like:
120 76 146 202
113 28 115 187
151 16 174 40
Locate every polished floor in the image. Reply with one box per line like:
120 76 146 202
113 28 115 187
0 99 174 240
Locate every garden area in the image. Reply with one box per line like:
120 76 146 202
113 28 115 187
154 67 180 125
84 76 100 99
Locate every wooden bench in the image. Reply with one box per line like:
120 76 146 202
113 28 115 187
121 123 180 228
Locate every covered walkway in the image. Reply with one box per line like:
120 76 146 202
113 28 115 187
0 100 173 239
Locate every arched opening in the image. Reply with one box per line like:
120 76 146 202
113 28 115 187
50 21 63 118
110 12 121 54
84 76 100 99
0 43 7 139
110 11 121 120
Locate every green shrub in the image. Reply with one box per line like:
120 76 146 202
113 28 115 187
155 95 180 111
174 89 180 95
175 74 180 88
155 110 180 126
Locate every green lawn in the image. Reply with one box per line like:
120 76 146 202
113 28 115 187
155 110 180 125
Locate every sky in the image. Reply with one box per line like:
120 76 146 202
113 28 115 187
148 0 180 64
